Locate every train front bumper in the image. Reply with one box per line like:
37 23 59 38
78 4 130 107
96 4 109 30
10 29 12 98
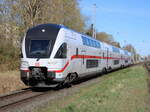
20 70 65 87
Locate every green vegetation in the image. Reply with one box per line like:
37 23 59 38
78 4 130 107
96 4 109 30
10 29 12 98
0 0 141 71
0 0 85 71
0 38 20 71
39 65 149 112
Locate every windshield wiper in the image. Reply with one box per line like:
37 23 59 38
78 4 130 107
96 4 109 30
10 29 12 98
36 58 40 61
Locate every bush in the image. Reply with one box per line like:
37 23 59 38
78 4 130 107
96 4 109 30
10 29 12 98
0 38 20 71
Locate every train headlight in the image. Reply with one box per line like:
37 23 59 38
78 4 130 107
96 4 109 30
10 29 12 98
21 61 29 68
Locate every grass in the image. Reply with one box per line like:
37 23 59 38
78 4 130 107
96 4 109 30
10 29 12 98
0 71 26 95
38 65 149 112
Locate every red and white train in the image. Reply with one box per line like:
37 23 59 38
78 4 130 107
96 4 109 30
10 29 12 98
20 24 132 87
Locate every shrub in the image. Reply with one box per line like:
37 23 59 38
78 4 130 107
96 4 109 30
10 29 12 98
0 38 20 71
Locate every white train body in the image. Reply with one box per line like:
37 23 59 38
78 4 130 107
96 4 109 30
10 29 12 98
20 24 132 87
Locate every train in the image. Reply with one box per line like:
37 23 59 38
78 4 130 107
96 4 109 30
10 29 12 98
20 24 132 87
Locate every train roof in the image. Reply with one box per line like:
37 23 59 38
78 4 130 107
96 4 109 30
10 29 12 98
27 24 63 34
27 24 132 55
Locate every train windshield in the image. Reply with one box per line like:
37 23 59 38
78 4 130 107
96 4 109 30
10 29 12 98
29 40 51 58
25 24 61 58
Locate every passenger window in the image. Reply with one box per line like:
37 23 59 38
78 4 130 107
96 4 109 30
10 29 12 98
92 40 95 47
82 36 86 45
95 42 98 48
76 48 78 55
86 60 98 68
85 37 87 45
87 38 90 46
54 43 67 58
103 52 105 57
89 39 92 46
94 41 97 47
98 42 101 48
91 40 94 47
114 60 119 65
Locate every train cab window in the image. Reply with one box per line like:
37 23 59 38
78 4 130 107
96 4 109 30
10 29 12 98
29 40 51 58
54 43 67 58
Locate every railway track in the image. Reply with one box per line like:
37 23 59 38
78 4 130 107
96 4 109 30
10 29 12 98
0 88 46 111
145 61 150 71
0 76 102 111
0 64 141 112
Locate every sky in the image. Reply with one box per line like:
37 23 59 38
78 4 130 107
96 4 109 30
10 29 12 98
79 0 150 56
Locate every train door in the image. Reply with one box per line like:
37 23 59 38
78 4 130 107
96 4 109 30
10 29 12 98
121 55 124 66
80 49 86 76
98 51 102 71
71 47 85 77
100 50 106 71
106 48 109 68
70 47 80 75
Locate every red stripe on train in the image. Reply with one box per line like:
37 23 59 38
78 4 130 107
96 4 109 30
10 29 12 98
48 55 129 73
48 61 69 73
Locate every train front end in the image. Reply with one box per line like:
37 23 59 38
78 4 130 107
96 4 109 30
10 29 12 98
20 24 67 87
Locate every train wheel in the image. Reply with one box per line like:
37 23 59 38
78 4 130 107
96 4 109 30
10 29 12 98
102 68 107 74
121 65 124 69
63 73 77 88
64 76 72 88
